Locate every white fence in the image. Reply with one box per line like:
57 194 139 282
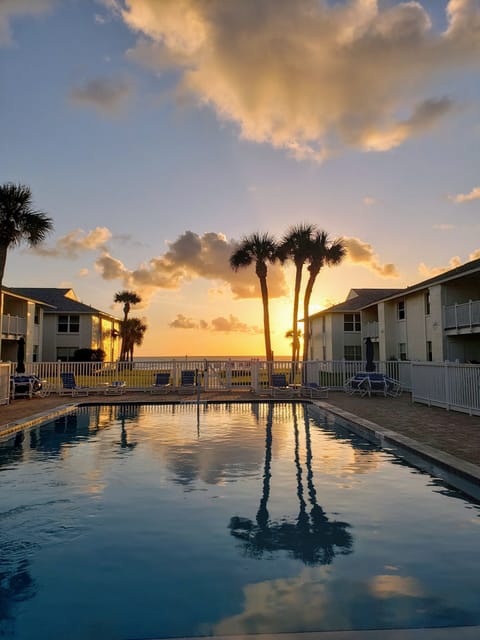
411 362 480 416
0 363 10 405
6 358 480 417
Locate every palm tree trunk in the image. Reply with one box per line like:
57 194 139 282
302 270 317 362
259 274 273 363
291 264 302 378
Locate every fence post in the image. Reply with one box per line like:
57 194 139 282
251 360 259 392
444 361 450 411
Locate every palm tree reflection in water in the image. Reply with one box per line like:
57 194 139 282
229 405 353 565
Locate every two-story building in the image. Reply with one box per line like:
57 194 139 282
7 288 121 363
308 257 480 363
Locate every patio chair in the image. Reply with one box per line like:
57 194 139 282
178 369 202 394
300 382 329 399
60 372 89 397
104 380 127 395
344 372 370 397
151 372 171 394
269 373 294 398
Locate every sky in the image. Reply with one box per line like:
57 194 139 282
1 0 480 357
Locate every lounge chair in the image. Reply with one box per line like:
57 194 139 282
300 382 329 399
60 372 89 397
151 372 171 394
178 369 201 394
269 373 294 398
344 372 370 397
104 380 126 395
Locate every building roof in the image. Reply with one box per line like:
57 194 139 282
310 288 404 317
2 286 56 307
8 287 119 319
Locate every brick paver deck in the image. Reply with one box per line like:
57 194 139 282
1 390 479 466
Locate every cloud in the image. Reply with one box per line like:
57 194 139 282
34 227 112 257
419 248 480 277
169 313 262 333
69 77 133 114
0 0 56 46
418 256 462 278
363 196 376 206
343 237 399 277
432 223 455 230
94 230 289 302
78 268 89 277
112 0 480 159
449 186 480 203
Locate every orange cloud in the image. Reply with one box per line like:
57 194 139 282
343 237 399 277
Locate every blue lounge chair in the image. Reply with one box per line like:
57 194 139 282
269 373 293 397
178 370 201 394
60 372 89 397
151 372 171 394
300 382 329 399
344 372 370 397
104 380 126 395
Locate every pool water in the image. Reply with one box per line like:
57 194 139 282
0 402 479 640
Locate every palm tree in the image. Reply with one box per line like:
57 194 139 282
302 231 346 362
278 224 316 367
230 233 278 362
0 182 53 294
123 317 147 361
285 328 303 363
114 290 142 360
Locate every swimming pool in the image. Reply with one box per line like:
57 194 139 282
1 401 479 639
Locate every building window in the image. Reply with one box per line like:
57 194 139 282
426 341 432 362
398 343 408 361
322 345 327 360
344 313 361 332
344 345 362 361
424 291 431 316
56 347 78 362
32 345 39 362
34 305 40 325
58 315 80 333
397 301 406 320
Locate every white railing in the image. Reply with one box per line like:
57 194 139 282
362 321 379 339
0 363 10 405
411 362 480 416
11 359 412 394
444 300 480 330
1 314 27 336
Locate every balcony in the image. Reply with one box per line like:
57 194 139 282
1 314 27 336
444 301 480 332
362 320 379 339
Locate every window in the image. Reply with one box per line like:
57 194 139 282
344 313 361 332
34 305 40 325
397 301 405 320
32 345 39 362
398 343 407 361
56 347 78 362
344 345 362 361
426 341 433 362
424 291 431 316
58 315 80 333
322 345 327 360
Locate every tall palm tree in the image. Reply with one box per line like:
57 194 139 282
230 233 278 362
278 223 316 367
285 328 303 363
123 317 147 361
302 231 346 362
114 290 142 360
0 182 53 294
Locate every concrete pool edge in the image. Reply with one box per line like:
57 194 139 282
0 402 78 438
313 401 480 500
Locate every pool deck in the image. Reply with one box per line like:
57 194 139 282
1 389 479 488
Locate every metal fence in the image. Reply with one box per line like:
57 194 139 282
7 358 480 416
411 362 480 416
0 363 9 405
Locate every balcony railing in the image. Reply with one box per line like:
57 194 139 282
444 301 480 330
1 314 27 336
362 320 379 339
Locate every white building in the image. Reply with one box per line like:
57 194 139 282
7 288 121 363
308 257 480 363
0 287 49 363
